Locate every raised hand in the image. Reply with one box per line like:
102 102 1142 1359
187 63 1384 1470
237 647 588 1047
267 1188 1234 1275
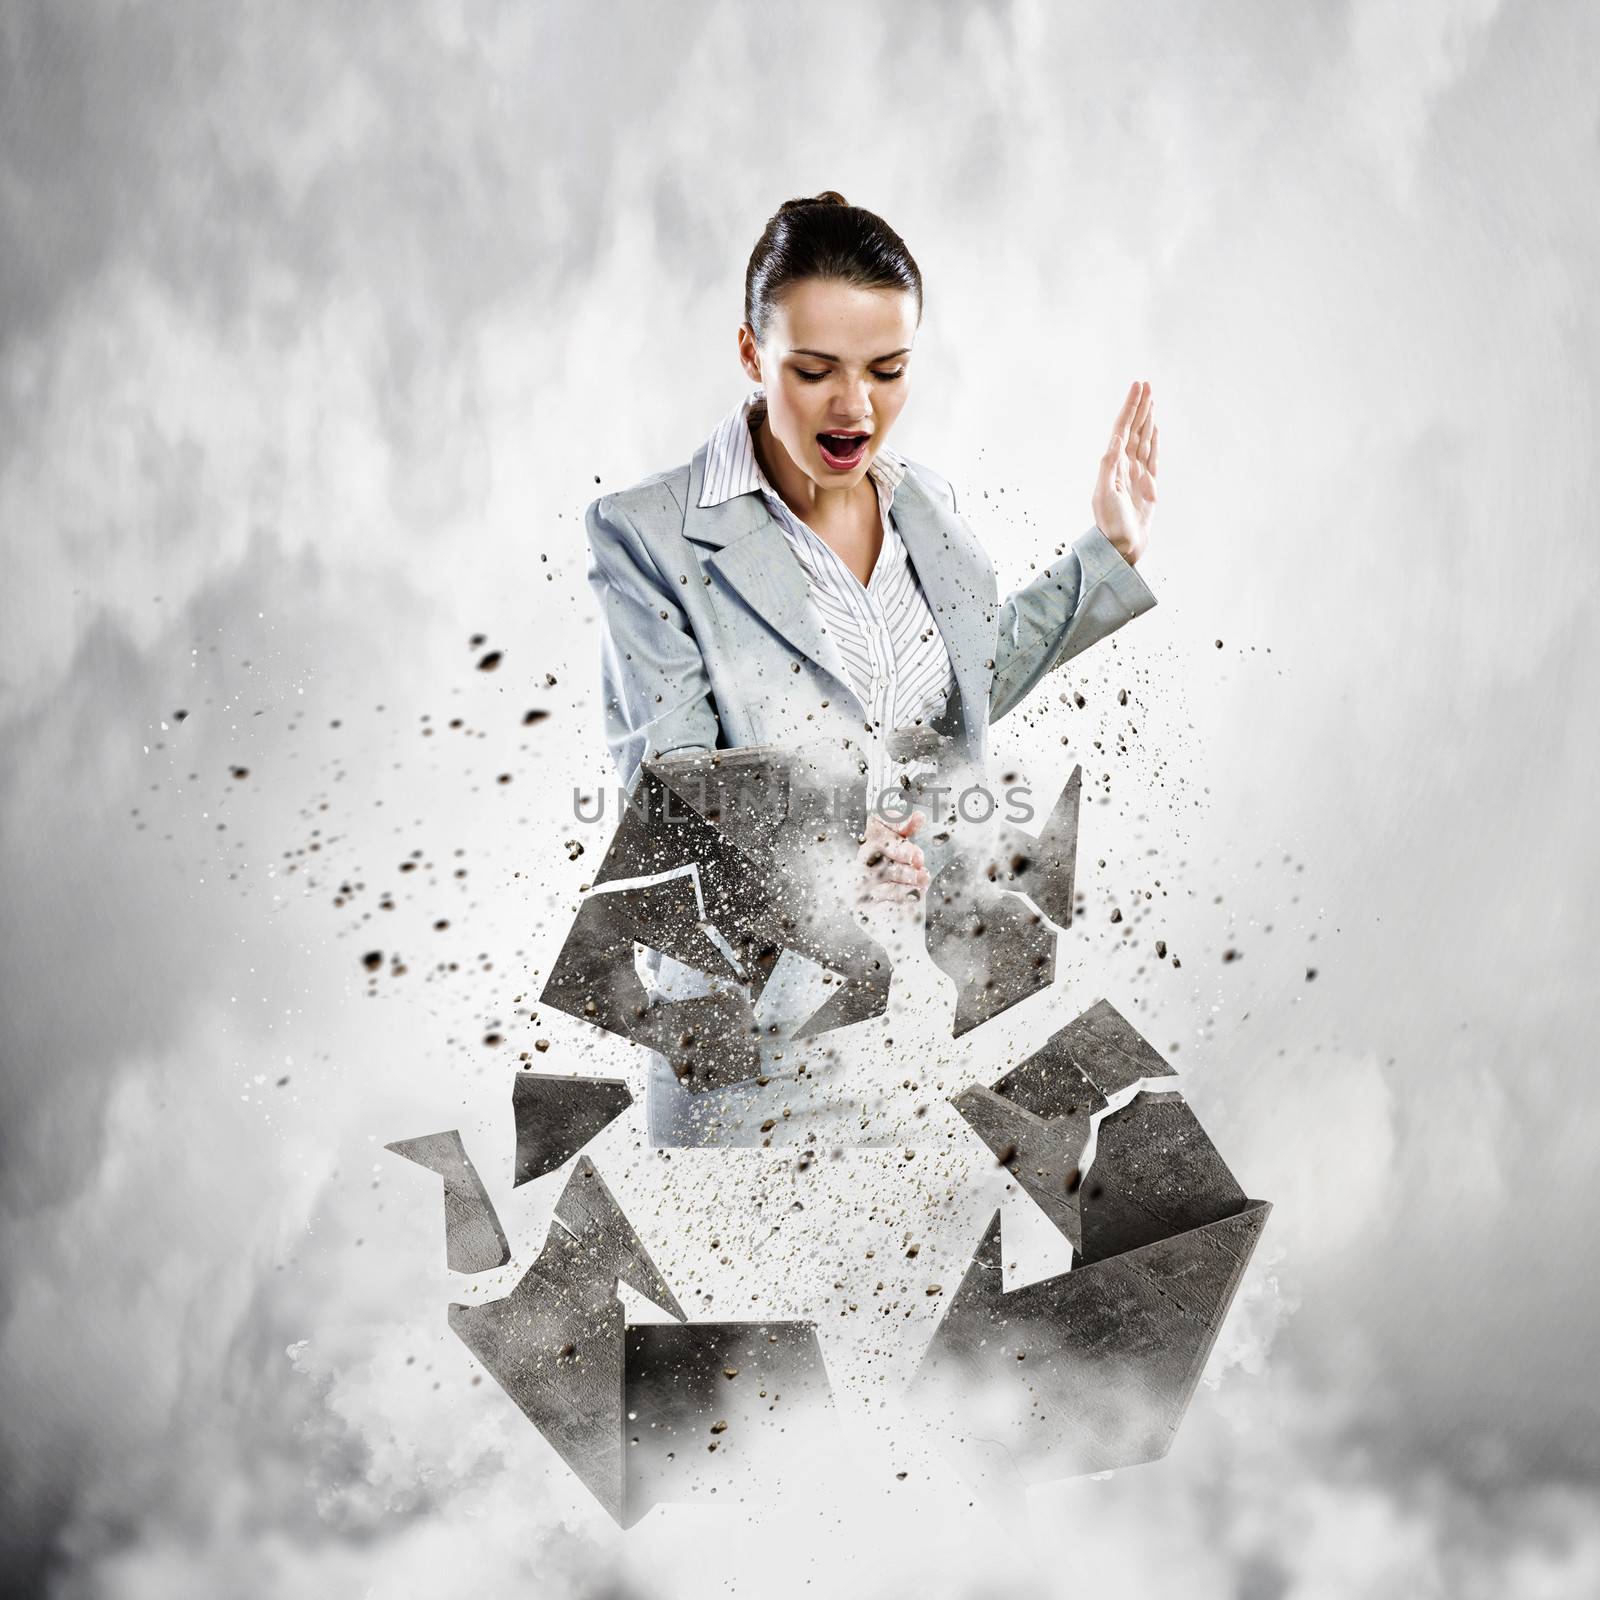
1091 379 1159 565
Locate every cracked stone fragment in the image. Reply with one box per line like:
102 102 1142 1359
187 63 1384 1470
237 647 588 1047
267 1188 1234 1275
909 1198 1271 1482
572 742 894 1046
548 1159 687 1319
1050 996 1179 1099
512 1074 634 1185
642 748 891 1040
788 944 891 1038
624 1321 834 1526
449 1157 685 1524
925 852 1055 1036
732 938 784 1006
630 987 762 1092
645 746 793 866
951 1000 1179 1252
592 763 778 939
989 765 1082 926
539 876 739 1039
1077 1088 1247 1265
385 1129 510 1274
922 997 1272 1485
991 996 1177 1110
951 1084 1094 1254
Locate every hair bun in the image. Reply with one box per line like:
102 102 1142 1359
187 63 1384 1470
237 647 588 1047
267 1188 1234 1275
744 194 921 342
778 190 849 212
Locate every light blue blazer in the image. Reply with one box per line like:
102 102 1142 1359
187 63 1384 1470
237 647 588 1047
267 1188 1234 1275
584 439 1157 795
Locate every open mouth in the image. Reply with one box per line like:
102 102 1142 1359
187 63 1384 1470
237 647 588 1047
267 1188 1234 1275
816 431 870 471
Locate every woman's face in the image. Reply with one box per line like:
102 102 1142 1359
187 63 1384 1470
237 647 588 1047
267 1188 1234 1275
739 277 919 490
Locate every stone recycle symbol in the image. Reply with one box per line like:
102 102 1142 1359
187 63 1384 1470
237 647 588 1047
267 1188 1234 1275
389 743 1273 1526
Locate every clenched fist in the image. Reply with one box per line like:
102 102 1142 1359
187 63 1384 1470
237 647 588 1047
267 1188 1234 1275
856 809 931 910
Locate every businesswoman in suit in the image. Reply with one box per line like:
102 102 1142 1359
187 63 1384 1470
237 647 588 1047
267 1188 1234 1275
583 192 1159 1143
586 190 1159 904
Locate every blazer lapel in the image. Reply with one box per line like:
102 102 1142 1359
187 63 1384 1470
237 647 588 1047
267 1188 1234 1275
678 442 999 761
888 470 998 767
682 443 863 709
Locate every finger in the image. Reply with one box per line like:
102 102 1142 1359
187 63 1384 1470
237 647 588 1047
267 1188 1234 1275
862 879 920 906
858 816 903 862
1149 423 1158 478
879 839 925 869
1111 378 1139 434
894 809 925 838
875 880 929 906
1133 389 1155 466
1105 382 1139 456
1129 381 1152 451
861 857 930 890
870 861 929 888
1109 386 1143 466
1128 399 1152 477
858 830 899 866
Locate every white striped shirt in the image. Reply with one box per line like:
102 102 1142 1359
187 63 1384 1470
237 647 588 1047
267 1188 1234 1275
698 388 957 735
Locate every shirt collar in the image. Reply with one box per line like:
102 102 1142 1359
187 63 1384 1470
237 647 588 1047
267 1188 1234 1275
697 386 908 509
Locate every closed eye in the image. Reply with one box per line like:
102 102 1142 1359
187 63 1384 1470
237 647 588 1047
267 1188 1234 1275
795 368 907 382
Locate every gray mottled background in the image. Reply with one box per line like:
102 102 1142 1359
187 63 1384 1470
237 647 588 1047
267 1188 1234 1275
2 1 1596 1596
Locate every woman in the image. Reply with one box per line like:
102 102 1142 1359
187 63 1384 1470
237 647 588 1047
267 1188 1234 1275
583 191 1160 1144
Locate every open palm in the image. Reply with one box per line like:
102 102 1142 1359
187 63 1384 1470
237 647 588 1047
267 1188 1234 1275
1090 380 1158 565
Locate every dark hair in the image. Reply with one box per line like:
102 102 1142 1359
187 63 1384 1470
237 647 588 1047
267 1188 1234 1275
743 191 923 343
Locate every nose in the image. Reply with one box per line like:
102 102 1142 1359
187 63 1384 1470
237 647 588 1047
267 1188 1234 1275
831 377 873 428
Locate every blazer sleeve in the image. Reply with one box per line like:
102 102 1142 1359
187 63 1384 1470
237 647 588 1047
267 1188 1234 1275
987 518 1158 724
584 492 721 793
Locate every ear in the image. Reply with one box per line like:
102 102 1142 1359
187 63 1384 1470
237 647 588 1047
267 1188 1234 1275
736 322 762 385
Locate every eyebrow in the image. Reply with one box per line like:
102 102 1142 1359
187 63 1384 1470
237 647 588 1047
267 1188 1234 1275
787 347 913 363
